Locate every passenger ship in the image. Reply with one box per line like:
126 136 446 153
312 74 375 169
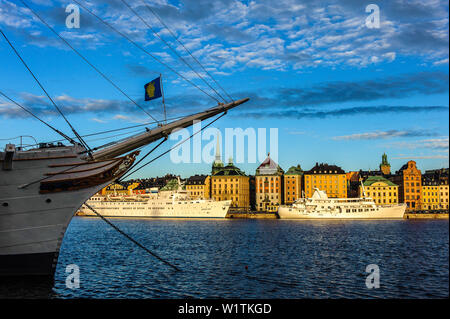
77 182 230 218
278 188 406 219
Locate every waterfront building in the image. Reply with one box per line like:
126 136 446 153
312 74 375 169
439 180 449 210
249 175 256 211
284 165 303 204
101 182 140 195
360 176 398 206
127 174 179 193
423 168 449 210
421 176 440 210
393 160 422 211
380 153 391 175
211 157 250 211
255 154 284 212
186 174 210 199
304 163 347 198
346 171 361 198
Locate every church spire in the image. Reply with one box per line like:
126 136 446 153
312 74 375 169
215 133 221 163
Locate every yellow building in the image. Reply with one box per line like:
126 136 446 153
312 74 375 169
421 177 440 210
284 165 303 204
186 175 210 199
255 154 284 212
360 176 398 206
100 182 140 195
211 159 250 211
439 182 449 210
304 163 347 198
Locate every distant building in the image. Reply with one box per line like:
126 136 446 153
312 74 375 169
211 157 250 211
186 175 210 199
304 163 347 198
439 180 449 210
421 176 440 210
249 175 256 211
379 153 391 175
211 135 224 175
346 171 361 198
423 168 449 210
128 174 179 193
255 153 284 212
360 176 398 206
393 160 422 211
101 182 140 195
284 165 303 204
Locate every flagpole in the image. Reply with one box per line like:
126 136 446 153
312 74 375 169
160 73 167 124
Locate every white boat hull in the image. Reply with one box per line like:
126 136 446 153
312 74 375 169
278 204 406 219
78 199 230 218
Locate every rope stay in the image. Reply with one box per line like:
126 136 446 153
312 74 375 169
0 89 75 144
138 0 234 102
119 0 227 103
18 0 159 124
71 0 221 104
119 112 226 181
0 28 91 153
84 203 180 272
116 137 167 183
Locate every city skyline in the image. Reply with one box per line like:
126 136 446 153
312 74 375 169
0 0 448 179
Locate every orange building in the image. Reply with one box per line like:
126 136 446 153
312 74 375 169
284 165 303 204
255 154 284 212
394 160 422 211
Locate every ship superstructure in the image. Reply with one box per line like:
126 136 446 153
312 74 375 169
278 188 406 219
78 183 230 218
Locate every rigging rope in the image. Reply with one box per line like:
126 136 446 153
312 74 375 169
84 203 180 272
0 29 90 152
71 0 221 104
120 112 226 181
0 89 75 143
138 0 234 102
18 0 159 123
119 0 227 103
116 137 167 183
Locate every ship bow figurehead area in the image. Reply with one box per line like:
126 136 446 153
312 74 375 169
0 145 139 278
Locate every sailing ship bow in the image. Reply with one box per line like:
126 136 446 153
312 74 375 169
91 98 249 161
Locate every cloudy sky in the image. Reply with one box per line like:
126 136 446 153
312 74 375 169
0 0 448 178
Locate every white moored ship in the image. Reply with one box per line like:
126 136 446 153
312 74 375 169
278 188 406 219
78 180 230 218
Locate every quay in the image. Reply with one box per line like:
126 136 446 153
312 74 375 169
226 211 278 219
404 212 449 219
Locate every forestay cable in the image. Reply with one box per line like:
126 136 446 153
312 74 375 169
0 29 91 152
119 0 227 103
0 90 75 143
19 0 158 123
139 0 234 102
71 0 221 104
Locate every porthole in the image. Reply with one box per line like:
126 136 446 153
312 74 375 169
46 198 52 203
2 202 8 207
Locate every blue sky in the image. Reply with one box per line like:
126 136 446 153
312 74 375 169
0 0 448 178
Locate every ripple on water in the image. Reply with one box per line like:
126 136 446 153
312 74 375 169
1 218 448 299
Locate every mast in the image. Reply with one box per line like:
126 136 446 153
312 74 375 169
91 98 249 160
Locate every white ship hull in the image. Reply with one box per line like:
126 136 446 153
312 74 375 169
0 145 136 276
78 198 230 218
278 188 406 220
278 204 406 219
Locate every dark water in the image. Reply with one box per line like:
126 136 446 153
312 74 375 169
3 218 449 298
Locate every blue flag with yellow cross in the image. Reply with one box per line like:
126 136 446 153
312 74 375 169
144 77 162 101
